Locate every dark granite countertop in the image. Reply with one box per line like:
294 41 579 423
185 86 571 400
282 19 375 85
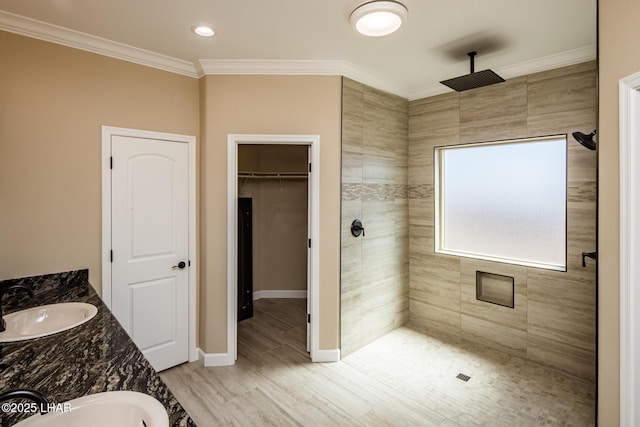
0 270 196 427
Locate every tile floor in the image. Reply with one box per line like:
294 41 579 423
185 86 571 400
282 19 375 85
160 299 595 426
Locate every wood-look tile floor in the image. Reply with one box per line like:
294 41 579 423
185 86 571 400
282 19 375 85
160 299 595 426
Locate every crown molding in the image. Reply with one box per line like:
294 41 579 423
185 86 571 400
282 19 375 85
0 10 199 78
198 59 345 76
498 44 597 79
198 59 411 98
0 9 595 100
408 44 597 101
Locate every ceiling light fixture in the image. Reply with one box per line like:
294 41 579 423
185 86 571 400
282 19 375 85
350 1 408 37
193 26 215 37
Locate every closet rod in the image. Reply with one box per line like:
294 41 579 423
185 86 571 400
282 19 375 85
238 171 308 179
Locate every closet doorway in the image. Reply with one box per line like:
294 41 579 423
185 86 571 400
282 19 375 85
227 134 320 363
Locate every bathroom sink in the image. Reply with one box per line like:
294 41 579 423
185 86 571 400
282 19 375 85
0 302 97 342
14 391 169 427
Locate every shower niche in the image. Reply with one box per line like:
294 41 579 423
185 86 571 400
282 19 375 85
476 271 514 308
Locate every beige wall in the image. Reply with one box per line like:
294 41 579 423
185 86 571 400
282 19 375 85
238 144 309 174
0 31 199 294
598 0 640 423
340 78 409 356
408 62 598 381
199 75 342 353
238 145 308 292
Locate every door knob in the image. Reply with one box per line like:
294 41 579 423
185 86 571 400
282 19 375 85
172 261 187 270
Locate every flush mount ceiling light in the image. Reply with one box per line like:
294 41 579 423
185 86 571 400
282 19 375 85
192 26 215 37
350 1 408 37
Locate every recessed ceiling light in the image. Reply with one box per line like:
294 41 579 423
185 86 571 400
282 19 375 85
193 26 215 37
350 1 408 37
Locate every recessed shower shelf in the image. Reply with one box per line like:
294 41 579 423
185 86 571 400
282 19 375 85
476 271 514 308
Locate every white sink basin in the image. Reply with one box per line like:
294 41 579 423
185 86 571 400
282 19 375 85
14 391 169 427
0 302 98 342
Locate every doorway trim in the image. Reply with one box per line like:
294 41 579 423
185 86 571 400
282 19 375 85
101 125 198 363
227 134 320 364
619 71 640 426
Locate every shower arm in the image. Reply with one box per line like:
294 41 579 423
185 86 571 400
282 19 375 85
469 51 476 73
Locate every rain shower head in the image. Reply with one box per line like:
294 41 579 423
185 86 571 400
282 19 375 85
440 51 505 92
572 130 597 151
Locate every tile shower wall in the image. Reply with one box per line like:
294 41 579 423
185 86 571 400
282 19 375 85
408 61 597 380
341 78 409 356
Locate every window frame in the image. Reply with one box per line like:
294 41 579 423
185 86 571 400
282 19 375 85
433 135 568 272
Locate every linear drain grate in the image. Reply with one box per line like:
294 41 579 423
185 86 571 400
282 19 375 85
456 373 471 382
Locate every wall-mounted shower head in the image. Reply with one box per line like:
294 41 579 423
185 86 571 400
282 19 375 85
439 51 505 92
572 130 597 151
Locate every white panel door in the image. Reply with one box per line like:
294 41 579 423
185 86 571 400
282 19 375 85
111 135 189 372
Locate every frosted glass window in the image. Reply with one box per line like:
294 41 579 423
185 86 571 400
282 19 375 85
435 136 567 271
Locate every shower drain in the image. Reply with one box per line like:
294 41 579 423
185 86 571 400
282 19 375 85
456 373 471 382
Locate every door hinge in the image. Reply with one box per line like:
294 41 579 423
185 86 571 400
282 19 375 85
110 250 113 262
110 156 113 169
307 314 310 323
308 238 311 248
308 163 312 173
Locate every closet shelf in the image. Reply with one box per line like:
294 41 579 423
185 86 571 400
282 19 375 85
238 171 308 180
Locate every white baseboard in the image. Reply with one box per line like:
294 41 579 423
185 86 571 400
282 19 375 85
312 349 341 363
189 347 199 363
197 347 338 365
197 348 235 367
253 290 307 300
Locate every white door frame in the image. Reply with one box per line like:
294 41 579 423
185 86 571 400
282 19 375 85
619 71 640 426
101 125 198 363
227 134 320 363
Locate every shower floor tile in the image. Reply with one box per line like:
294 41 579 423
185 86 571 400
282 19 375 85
161 299 595 426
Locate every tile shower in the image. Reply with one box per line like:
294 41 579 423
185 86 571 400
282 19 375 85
340 78 409 357
340 61 597 381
